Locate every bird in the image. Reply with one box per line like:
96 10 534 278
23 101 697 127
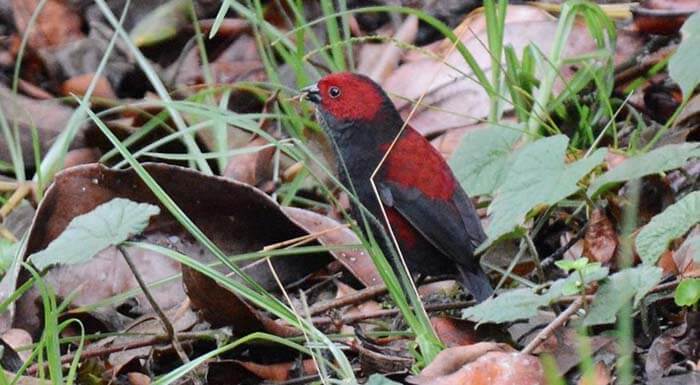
302 72 493 302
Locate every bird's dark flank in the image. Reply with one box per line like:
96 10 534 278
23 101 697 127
303 72 493 302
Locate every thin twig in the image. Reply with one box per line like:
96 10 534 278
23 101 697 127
262 223 350 251
0 182 31 219
0 223 17 242
310 300 475 327
26 331 219 375
307 284 388 316
540 222 589 269
521 297 584 355
117 245 190 365
0 181 19 192
525 234 546 283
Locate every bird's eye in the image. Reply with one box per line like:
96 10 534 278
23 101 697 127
328 86 341 99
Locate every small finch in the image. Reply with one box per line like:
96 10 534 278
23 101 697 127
303 72 493 302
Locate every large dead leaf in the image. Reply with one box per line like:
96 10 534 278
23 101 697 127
0 83 80 168
384 5 641 136
3 163 332 336
408 343 544 385
283 207 381 287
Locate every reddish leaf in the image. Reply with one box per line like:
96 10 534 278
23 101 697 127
284 207 381 287
408 343 544 385
583 209 618 265
235 359 317 381
61 73 116 99
11 0 83 49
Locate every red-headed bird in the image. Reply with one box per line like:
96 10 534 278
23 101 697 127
303 72 493 302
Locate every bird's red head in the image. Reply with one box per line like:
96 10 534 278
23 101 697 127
303 72 384 121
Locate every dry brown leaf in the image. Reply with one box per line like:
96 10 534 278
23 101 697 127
4 163 333 336
413 342 509 380
182 265 266 333
11 0 83 49
0 82 80 169
544 328 616 375
61 73 116 99
360 15 418 82
632 0 700 35
127 372 151 385
223 136 276 186
1 329 32 362
384 5 642 136
430 317 479 348
583 209 618 265
283 207 381 287
577 362 612 385
409 344 543 385
235 359 317 381
673 226 700 278
62 148 102 169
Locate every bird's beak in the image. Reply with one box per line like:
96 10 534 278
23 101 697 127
300 83 321 104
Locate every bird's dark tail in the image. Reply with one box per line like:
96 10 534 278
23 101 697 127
457 265 493 303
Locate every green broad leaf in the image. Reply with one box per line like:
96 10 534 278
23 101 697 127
547 262 609 299
449 125 522 197
461 263 609 324
30 198 160 270
554 257 590 273
669 12 700 99
462 288 549 324
486 135 606 241
674 278 700 307
365 374 402 385
636 191 700 265
588 143 700 197
130 0 191 48
584 265 662 326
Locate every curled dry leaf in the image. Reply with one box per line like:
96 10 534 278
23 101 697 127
632 0 700 35
412 342 509 380
235 359 317 382
3 163 333 336
430 317 479 348
409 343 544 385
127 372 151 385
1 328 32 363
181 264 266 334
645 311 700 381
283 207 381 287
223 135 276 186
583 209 618 266
61 73 116 99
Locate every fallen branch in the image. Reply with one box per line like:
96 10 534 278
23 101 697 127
521 297 584 355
